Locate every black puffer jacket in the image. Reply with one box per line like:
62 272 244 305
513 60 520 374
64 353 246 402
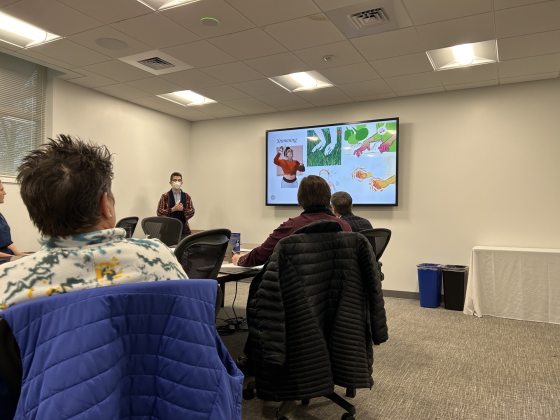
245 221 388 401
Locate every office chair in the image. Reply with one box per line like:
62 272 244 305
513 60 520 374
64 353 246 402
116 216 139 238
0 280 243 419
243 221 388 420
141 216 183 246
174 229 231 279
359 228 392 260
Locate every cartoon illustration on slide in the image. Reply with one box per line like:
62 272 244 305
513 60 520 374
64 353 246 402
352 168 396 192
307 127 341 166
344 121 398 157
274 145 305 188
319 168 336 192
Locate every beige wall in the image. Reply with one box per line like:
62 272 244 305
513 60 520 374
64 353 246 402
188 78 560 292
2 78 191 251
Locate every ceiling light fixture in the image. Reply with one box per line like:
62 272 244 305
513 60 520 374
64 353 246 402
158 90 216 106
200 16 220 27
136 0 201 11
426 40 499 71
0 11 60 48
269 71 333 92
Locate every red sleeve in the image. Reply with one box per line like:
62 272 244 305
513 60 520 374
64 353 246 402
238 220 295 267
157 193 170 216
183 193 195 221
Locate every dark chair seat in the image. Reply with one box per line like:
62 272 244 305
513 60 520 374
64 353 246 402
116 216 139 238
141 216 183 246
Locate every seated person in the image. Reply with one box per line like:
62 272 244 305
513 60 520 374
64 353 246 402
331 191 373 232
232 175 351 267
0 180 24 259
0 135 187 310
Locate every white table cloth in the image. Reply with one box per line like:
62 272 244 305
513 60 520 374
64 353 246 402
464 246 560 324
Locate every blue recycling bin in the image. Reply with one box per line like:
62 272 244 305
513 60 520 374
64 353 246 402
417 263 442 308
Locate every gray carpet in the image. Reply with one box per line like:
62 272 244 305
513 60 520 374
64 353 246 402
218 281 560 420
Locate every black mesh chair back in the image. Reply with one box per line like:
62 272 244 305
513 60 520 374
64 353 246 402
116 217 139 238
174 229 231 279
360 228 392 260
141 216 183 247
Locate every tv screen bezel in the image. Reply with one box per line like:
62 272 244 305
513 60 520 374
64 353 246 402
265 116 399 207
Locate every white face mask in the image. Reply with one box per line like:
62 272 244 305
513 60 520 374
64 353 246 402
171 181 182 190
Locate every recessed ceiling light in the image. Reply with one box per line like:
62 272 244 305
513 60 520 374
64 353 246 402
136 0 201 11
95 37 129 50
269 71 333 92
200 16 220 26
426 40 499 71
158 90 216 106
0 11 60 48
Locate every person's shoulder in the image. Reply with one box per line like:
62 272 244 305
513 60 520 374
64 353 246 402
338 218 352 232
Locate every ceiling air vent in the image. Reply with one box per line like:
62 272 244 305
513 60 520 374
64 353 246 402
349 8 389 30
325 0 412 38
119 50 193 75
137 56 175 71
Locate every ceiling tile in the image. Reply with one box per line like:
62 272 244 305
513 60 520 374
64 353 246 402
57 0 149 24
202 61 263 83
402 0 492 25
320 63 380 85
499 30 560 60
498 53 560 78
224 0 320 26
415 13 495 50
244 52 310 77
233 78 289 97
500 72 558 85
112 13 199 48
351 27 426 61
494 0 551 10
444 79 498 91
162 0 254 38
395 85 445 96
0 0 20 6
312 0 368 12
495 1 560 38
384 72 444 94
81 60 151 82
208 28 287 60
160 68 222 89
258 92 313 111
265 14 345 50
69 26 151 59
294 87 352 107
371 53 432 78
199 103 244 118
294 41 364 70
436 64 498 85
162 40 236 68
3 0 101 36
126 77 183 95
95 83 147 101
337 79 395 101
222 97 276 114
31 39 111 67
195 85 250 101
68 70 116 88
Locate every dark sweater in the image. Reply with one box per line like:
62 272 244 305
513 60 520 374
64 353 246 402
238 208 351 267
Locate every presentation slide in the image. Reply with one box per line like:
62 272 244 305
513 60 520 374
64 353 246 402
266 118 398 206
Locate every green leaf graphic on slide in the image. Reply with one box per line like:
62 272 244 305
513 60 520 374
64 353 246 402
344 125 369 144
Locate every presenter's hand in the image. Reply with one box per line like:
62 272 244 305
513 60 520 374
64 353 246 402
172 203 184 212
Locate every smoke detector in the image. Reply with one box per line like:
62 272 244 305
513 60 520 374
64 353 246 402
325 0 412 38
119 50 193 75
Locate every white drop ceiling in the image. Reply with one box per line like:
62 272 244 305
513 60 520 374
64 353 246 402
0 0 559 122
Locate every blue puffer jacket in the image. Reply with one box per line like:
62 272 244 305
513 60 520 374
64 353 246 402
2 280 243 420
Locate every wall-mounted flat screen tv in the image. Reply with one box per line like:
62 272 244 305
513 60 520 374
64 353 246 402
266 117 399 206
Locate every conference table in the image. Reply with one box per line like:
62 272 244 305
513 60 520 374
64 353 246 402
464 246 560 324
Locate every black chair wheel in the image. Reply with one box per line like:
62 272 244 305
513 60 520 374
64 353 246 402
346 387 356 398
301 399 309 406
341 414 355 420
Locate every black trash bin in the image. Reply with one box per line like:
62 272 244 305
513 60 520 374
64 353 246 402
442 265 469 311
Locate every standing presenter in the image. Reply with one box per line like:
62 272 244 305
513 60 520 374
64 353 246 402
157 172 195 237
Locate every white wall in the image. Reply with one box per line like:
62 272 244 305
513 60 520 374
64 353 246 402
3 78 191 251
188 79 560 293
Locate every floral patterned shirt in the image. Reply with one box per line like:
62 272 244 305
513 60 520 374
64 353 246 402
0 228 187 309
